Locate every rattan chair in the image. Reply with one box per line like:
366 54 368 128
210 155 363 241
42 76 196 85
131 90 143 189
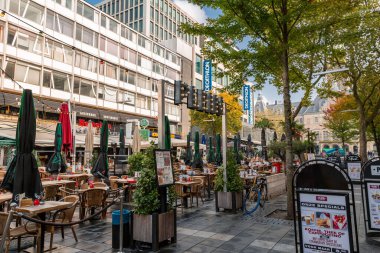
175 184 191 213
58 182 76 198
190 179 204 207
81 189 107 219
44 185 59 201
48 195 79 250
0 212 39 253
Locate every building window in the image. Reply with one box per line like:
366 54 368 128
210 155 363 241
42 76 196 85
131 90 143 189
76 24 98 47
106 39 118 57
77 2 95 21
195 79 202 89
10 0 44 25
314 117 319 123
195 54 202 74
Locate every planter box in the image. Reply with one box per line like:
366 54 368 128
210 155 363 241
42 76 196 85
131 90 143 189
266 173 286 199
215 191 243 213
132 210 176 251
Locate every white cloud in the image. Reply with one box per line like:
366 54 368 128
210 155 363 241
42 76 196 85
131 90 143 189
173 0 207 24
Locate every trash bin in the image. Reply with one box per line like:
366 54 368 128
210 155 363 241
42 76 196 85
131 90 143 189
112 209 130 249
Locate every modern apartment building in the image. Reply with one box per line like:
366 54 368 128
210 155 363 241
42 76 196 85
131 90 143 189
96 0 255 138
96 0 199 45
0 0 183 138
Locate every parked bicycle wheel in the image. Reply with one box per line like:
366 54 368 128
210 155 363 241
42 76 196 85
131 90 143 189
259 183 267 208
244 188 261 214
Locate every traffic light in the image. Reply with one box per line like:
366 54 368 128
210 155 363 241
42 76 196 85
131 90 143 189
197 89 205 112
205 93 212 113
217 97 224 116
174 80 188 105
187 85 197 109
212 95 218 114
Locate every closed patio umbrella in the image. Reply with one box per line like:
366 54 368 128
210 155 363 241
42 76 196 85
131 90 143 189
215 134 222 166
91 121 109 179
118 128 126 161
46 123 67 174
207 136 215 163
164 116 171 149
192 132 203 169
185 133 192 165
132 124 141 153
59 103 72 154
84 121 94 167
0 89 43 202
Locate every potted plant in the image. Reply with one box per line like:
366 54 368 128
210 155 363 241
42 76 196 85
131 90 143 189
127 152 145 176
214 150 244 213
132 146 177 251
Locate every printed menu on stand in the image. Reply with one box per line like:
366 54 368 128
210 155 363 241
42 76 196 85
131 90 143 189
299 192 352 253
367 182 380 230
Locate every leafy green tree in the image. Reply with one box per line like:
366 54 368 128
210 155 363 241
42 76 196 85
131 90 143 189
190 92 243 136
182 0 357 218
324 97 358 149
327 1 380 161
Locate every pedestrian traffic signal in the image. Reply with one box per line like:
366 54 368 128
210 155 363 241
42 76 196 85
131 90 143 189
212 95 218 114
197 89 205 111
187 85 197 109
217 97 224 116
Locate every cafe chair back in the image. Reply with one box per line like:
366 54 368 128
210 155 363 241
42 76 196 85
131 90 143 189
175 184 191 213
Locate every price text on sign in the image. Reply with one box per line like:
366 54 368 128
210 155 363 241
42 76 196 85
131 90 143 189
298 192 352 253
371 165 380 176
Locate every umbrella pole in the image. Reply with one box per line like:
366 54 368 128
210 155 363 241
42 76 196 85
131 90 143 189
222 103 227 192
72 110 77 172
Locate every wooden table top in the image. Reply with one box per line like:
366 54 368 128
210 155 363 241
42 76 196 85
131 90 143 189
175 181 198 186
42 180 75 187
0 192 12 203
201 173 216 176
15 201 72 215
59 174 90 179
76 187 109 193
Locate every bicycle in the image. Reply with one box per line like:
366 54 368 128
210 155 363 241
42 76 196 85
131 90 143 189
243 176 268 215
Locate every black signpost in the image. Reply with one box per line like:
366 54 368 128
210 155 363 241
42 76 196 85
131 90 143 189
293 159 359 253
345 155 362 184
360 157 380 244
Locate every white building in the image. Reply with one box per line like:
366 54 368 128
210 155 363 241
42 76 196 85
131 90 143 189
0 0 183 135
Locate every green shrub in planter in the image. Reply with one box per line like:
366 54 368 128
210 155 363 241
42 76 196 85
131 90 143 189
133 146 160 215
127 152 145 176
214 150 243 192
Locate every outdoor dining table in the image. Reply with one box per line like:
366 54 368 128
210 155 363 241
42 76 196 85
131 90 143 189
201 172 216 200
175 181 198 208
16 201 72 253
59 173 90 184
41 180 75 187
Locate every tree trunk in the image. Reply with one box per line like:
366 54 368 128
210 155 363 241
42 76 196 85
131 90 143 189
359 110 368 162
281 41 293 219
370 121 380 156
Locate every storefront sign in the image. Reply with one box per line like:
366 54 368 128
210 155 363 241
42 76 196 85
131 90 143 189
154 149 174 187
243 85 251 110
298 192 353 253
140 118 149 129
203 60 212 92
371 165 380 176
139 129 150 141
366 182 380 230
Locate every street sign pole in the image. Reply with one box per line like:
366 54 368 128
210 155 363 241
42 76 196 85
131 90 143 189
158 80 165 149
222 102 227 192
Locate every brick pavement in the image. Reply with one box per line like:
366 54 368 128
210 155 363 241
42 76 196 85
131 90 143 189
19 187 380 253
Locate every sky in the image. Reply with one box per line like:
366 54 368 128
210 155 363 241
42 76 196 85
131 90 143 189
86 0 304 104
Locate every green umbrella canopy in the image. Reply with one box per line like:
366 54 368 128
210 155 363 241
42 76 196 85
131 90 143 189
164 116 171 149
91 121 109 179
46 123 67 174
192 131 203 169
1 89 43 202
185 132 192 165
118 127 126 161
207 136 215 163
215 134 222 166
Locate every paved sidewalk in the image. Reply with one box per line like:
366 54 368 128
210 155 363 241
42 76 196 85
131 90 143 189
21 187 380 253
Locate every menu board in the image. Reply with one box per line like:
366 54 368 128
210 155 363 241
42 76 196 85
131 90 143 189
347 162 361 181
299 192 352 253
154 150 174 187
366 182 380 230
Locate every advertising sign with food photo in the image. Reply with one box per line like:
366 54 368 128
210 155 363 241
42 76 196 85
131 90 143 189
366 182 380 230
299 192 352 253
154 150 174 187
347 162 361 181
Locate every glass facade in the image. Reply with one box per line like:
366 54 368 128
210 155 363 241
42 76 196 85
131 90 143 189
1 0 182 122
